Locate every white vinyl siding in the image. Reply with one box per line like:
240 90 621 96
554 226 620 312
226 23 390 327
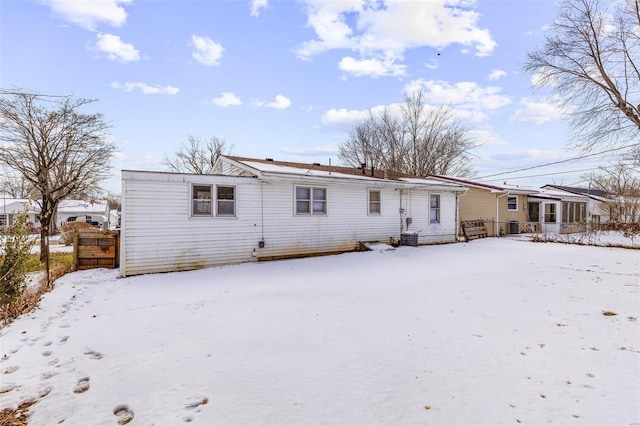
120 167 462 276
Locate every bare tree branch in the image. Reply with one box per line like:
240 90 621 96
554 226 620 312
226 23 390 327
164 135 233 174
524 0 640 150
339 91 476 177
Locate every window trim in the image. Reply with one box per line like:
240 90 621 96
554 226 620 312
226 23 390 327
506 196 518 211
295 185 327 215
216 185 236 217
430 194 441 224
368 189 381 215
191 184 213 217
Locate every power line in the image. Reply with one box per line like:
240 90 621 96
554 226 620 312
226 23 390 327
481 160 638 183
482 167 598 182
476 143 640 180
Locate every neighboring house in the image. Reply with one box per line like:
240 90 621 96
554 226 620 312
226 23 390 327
542 185 612 224
427 176 593 236
526 187 590 234
427 175 538 236
120 156 467 276
57 200 110 230
0 198 40 232
1 198 110 233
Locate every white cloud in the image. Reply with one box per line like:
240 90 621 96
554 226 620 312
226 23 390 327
111 82 180 95
404 79 512 119
510 98 568 124
90 33 140 63
212 92 242 107
45 0 130 31
321 108 371 129
488 69 507 81
257 95 292 110
296 0 496 77
250 0 268 17
338 56 406 78
191 35 224 66
466 129 506 147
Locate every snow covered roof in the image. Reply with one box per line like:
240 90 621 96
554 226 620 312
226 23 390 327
426 174 539 195
57 200 109 214
223 156 467 191
542 185 611 199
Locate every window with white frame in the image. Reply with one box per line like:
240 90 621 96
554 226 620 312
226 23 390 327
507 196 518 211
369 190 381 214
296 186 327 215
430 194 440 224
544 203 556 223
561 201 587 223
216 185 235 216
192 184 212 216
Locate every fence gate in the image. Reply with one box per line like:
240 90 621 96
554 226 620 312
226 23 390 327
74 230 119 270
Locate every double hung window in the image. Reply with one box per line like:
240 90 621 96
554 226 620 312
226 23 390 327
217 186 235 216
192 185 212 216
369 190 381 214
296 186 327 215
430 194 440 224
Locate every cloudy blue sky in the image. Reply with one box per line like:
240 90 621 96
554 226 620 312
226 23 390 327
1 0 616 193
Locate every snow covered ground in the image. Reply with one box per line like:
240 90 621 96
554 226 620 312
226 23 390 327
1 238 638 425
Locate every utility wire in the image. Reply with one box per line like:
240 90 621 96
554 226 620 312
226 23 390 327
481 160 638 182
476 143 640 180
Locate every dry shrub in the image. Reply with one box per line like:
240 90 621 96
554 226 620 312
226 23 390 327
0 399 35 426
602 311 618 316
0 263 73 326
59 222 98 245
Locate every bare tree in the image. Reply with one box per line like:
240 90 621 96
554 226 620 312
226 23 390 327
0 90 114 285
164 135 232 174
524 0 640 150
585 160 640 222
339 91 476 177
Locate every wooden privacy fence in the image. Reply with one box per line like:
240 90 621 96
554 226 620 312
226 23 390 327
74 230 119 270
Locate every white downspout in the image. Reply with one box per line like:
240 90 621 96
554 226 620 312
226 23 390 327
496 193 508 236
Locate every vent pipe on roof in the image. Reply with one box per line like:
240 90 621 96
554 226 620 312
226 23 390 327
266 158 274 162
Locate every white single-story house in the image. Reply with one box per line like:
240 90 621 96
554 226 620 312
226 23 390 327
56 199 110 230
1 197 110 233
0 198 40 232
119 156 467 276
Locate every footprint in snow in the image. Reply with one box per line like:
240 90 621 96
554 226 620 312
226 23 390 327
113 405 134 425
73 377 90 394
2 366 19 374
84 349 103 360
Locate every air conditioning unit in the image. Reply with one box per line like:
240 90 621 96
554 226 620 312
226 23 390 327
400 232 419 247
508 221 519 234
